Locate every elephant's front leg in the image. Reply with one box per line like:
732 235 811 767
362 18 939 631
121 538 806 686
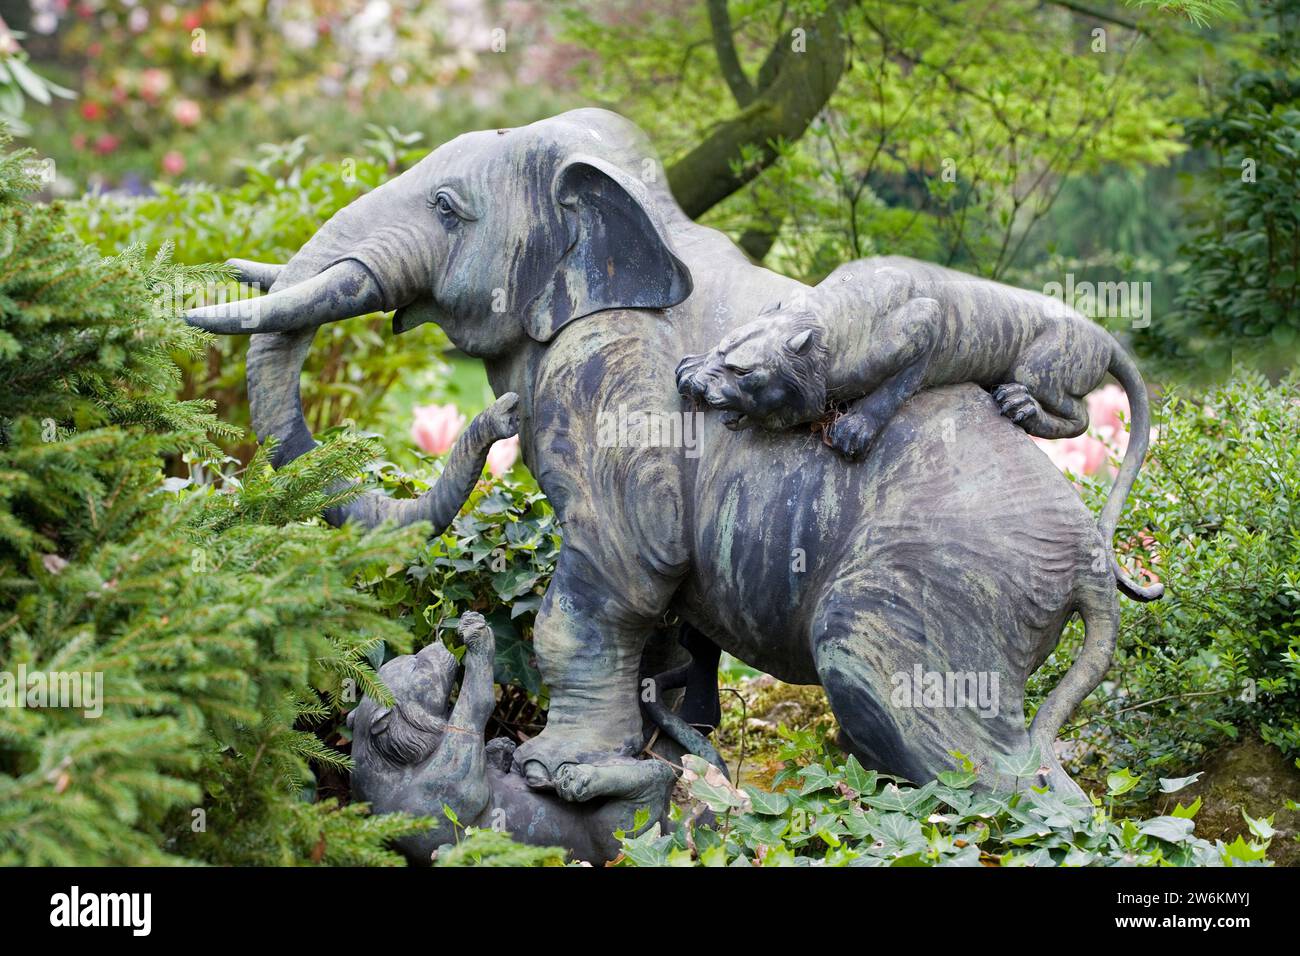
513 553 666 788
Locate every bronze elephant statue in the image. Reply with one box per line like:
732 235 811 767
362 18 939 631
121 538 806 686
187 108 1155 799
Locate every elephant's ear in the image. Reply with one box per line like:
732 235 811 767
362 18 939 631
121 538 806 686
522 155 693 343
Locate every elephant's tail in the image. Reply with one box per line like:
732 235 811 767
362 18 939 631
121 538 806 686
1028 587 1119 795
1103 345 1164 602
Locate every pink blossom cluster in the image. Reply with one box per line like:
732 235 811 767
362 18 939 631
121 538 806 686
411 403 518 477
1032 384 1132 477
1034 385 1161 587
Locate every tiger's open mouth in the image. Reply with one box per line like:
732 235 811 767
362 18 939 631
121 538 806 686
720 410 750 430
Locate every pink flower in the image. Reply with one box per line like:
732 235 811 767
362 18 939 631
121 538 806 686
487 435 520 477
161 151 185 176
139 68 169 103
411 404 465 456
92 133 119 155
1033 433 1108 477
1033 384 1141 478
1087 384 1130 453
172 98 201 127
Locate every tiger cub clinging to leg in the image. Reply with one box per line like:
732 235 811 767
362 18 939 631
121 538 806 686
676 255 1163 601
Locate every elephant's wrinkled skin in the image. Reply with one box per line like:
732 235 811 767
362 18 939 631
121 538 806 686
186 108 1132 797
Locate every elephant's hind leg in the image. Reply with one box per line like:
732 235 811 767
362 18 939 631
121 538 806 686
812 627 915 779
811 586 1039 789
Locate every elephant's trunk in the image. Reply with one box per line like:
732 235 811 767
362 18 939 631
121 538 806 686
184 170 439 467
323 392 518 531
202 301 513 534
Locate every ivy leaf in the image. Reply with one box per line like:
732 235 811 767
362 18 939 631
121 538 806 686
494 636 542 696
1138 816 1195 844
681 755 751 813
993 745 1044 779
867 813 926 856
938 769 979 790
841 755 877 795
1004 847 1056 867
1220 835 1268 863
1241 810 1275 840
938 844 983 867
935 786 974 813
1158 773 1203 793
743 786 790 816
619 825 671 867
509 595 542 619
735 814 789 847
864 782 910 812
1107 768 1142 796
796 763 837 795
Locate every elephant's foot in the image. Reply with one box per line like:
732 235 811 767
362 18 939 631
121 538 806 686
553 757 673 804
513 724 638 790
993 382 1041 428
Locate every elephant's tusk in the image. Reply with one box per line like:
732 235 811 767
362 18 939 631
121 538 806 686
184 259 386 334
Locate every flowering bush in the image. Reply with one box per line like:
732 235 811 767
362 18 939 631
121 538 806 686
0 12 74 135
1030 374 1300 795
1032 384 1135 478
44 2 437 161
25 0 569 187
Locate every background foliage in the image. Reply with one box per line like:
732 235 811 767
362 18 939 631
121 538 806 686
1 0 1297 865
1028 375 1300 797
0 138 434 864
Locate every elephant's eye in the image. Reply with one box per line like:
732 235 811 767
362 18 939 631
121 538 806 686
725 363 753 377
430 189 473 223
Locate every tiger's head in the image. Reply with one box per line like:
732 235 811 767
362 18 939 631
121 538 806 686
676 306 829 431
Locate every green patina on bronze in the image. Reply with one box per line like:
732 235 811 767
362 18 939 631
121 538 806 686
184 109 1162 839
